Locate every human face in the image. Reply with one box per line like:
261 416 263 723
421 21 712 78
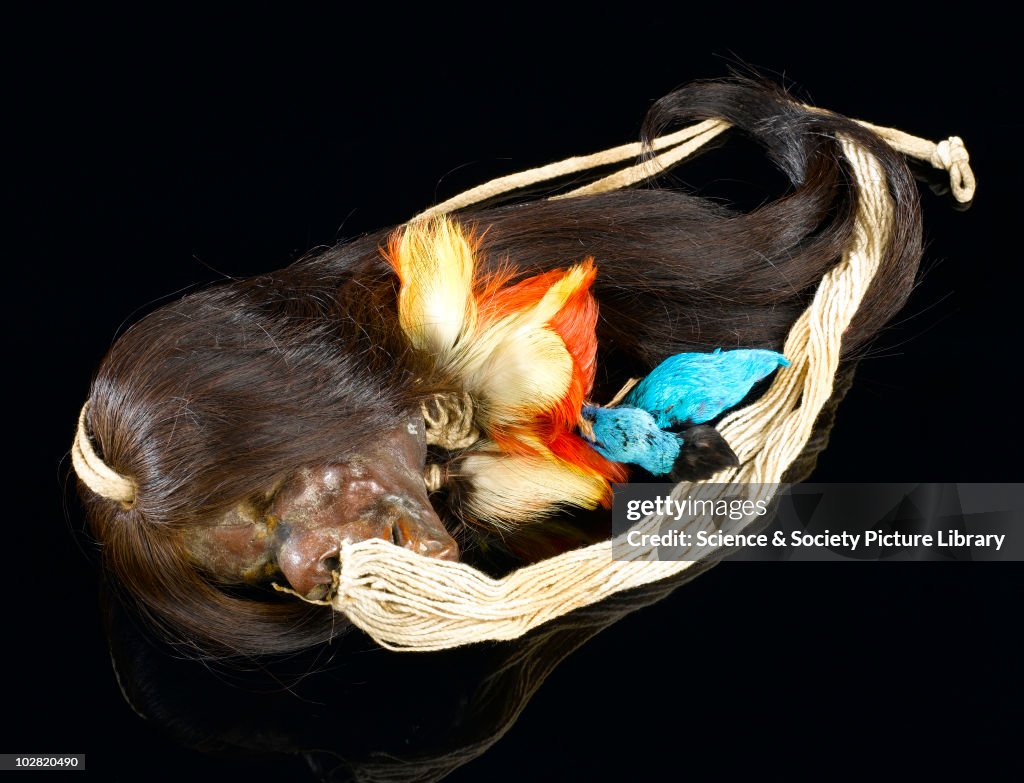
182 414 458 600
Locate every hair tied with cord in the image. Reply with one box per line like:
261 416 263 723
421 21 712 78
72 402 136 508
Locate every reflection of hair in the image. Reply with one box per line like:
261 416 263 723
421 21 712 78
78 78 921 657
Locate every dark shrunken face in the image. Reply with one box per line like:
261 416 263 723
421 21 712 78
182 414 458 600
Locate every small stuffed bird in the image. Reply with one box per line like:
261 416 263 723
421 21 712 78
580 405 680 475
623 348 790 428
580 405 740 481
581 348 789 480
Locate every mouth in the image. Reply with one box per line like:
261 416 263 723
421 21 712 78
293 570 340 604
374 494 460 561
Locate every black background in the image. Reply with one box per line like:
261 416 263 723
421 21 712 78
10 10 1021 780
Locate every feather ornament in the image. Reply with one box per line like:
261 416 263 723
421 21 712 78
388 220 790 524
386 218 625 528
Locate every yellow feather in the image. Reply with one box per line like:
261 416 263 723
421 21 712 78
534 262 592 320
393 217 477 359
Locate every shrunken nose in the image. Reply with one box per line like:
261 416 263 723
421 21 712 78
276 527 346 599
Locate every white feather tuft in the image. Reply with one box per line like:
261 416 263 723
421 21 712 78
458 447 607 528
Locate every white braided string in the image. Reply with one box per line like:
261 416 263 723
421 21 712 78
411 119 729 221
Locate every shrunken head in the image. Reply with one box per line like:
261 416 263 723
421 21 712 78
74 241 452 657
182 416 457 601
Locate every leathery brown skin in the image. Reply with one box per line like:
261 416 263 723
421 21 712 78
182 414 458 601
